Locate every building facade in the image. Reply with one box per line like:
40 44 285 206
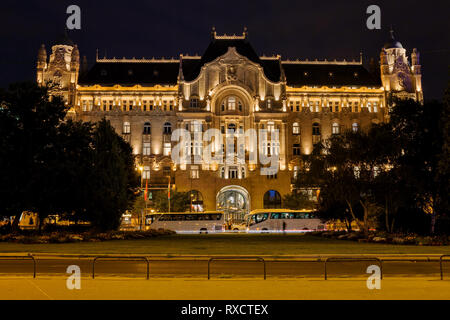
36 28 423 220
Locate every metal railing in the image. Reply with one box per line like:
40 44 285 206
324 257 383 280
207 256 266 280
440 255 450 280
0 254 36 278
92 256 150 279
2 254 450 280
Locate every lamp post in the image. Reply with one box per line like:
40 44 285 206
138 166 143 230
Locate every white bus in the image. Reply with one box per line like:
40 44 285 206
146 211 225 234
246 209 326 233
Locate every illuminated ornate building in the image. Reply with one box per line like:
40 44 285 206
36 28 423 219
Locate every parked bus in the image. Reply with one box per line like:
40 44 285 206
246 209 326 233
146 211 225 234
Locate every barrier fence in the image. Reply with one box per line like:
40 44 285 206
0 254 449 280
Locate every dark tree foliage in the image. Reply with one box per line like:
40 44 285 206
86 119 139 231
293 90 449 234
0 82 139 232
153 190 190 212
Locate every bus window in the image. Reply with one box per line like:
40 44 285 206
255 213 269 223
295 212 305 219
270 213 280 219
280 212 294 219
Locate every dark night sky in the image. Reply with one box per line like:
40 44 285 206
1 0 448 100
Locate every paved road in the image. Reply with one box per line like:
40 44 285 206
0 257 448 279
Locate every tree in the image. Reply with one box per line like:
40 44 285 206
153 190 190 212
282 192 316 210
0 82 68 231
86 119 139 231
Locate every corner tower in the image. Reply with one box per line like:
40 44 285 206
36 29 80 106
380 28 423 103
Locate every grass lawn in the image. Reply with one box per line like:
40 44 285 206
0 234 450 255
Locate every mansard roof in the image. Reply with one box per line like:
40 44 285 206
78 60 179 86
78 33 380 88
282 62 381 87
182 37 281 82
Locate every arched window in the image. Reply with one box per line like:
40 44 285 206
312 123 320 135
352 122 359 133
293 122 300 135
263 190 282 209
143 122 151 135
163 122 172 134
227 123 236 133
367 102 372 112
332 122 340 135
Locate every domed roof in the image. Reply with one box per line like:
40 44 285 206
383 28 403 49
54 29 74 47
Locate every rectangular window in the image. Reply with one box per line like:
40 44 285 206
82 100 87 112
190 166 199 179
142 166 150 180
143 142 151 156
228 167 238 179
334 101 339 112
163 142 171 156
293 144 301 156
123 122 131 134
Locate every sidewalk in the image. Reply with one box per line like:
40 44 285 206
1 277 450 300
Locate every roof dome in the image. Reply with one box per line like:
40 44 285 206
383 28 403 49
54 29 74 47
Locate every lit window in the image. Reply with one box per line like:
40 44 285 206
368 102 372 112
123 121 131 134
142 166 150 180
143 142 151 156
82 100 87 112
373 102 378 113
352 123 359 132
227 96 236 110
163 143 171 156
190 166 199 179
191 121 202 132
293 122 300 135
267 121 275 132
332 123 340 135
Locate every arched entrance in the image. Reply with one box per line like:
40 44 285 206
216 185 250 223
